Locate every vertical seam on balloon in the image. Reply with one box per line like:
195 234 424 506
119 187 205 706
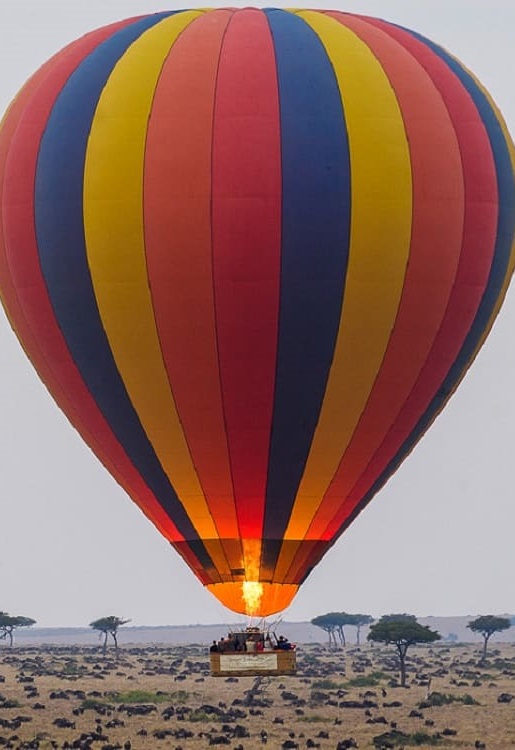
0 17 216 583
321 11 414 407
139 10 233 576
80 14 207 551
259 8 285 585
3 61 89 424
290 10 358 552
282 10 402 583
1 39 134 485
276 8 336 585
208 9 243 580
379 25 513 459
266 8 352 585
292 11 418 554
33 14 215 559
333 10 415 491
312 26 468 548
76 13 196 544
346 21 478 473
7 33 204 560
316 20 496 550
0 27 203 554
278 7 308 588
443 54 515 342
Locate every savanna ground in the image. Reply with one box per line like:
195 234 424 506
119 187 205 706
1 640 515 749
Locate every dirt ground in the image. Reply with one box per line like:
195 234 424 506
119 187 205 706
1 640 515 749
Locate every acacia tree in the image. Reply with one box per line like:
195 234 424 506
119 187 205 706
0 612 36 647
368 615 440 687
467 615 511 660
311 613 339 648
312 612 374 647
380 613 417 623
90 616 130 654
347 614 374 645
331 612 351 646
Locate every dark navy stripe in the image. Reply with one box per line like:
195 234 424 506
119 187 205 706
331 29 515 547
403 29 515 399
34 12 217 575
262 10 351 567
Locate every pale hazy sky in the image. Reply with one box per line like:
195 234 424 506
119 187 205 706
0 1 514 628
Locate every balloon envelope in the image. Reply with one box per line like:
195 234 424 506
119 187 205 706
1 9 514 617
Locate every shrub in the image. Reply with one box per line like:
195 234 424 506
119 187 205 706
311 679 343 690
81 698 114 712
373 730 443 747
419 692 479 708
299 714 328 723
82 690 190 710
345 672 386 688
188 710 212 722
409 732 443 746
110 690 189 704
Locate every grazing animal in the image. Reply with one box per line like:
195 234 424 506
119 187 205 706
52 718 75 729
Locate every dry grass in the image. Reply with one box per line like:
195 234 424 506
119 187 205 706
1 641 515 748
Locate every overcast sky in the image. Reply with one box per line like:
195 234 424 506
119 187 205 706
0 0 514 629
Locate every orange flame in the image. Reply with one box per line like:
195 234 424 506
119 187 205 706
206 538 299 616
206 581 299 616
242 581 264 616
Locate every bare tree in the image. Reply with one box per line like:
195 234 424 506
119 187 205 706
347 613 374 645
0 612 36 647
90 616 130 654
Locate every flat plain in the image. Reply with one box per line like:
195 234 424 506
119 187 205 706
1 641 515 749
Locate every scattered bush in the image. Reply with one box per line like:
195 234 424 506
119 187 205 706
311 679 344 690
409 732 443 746
299 714 328 723
108 689 189 704
345 672 386 688
373 730 443 747
419 691 479 708
80 698 115 712
188 710 212 722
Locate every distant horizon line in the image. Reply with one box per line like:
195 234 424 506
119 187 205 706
17 613 515 631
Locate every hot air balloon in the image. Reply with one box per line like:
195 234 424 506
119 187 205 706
0 9 514 619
